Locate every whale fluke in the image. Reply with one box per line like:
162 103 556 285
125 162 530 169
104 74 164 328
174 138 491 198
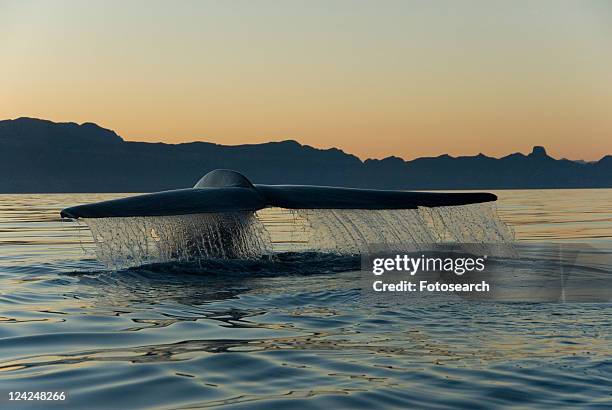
60 169 497 219
194 169 255 188
256 184 496 210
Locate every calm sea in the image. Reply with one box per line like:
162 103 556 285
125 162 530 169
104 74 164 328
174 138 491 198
0 189 611 409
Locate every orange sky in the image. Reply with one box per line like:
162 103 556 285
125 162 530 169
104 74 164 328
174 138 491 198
2 0 612 160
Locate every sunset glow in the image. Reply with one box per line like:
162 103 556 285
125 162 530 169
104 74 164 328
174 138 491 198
2 0 611 160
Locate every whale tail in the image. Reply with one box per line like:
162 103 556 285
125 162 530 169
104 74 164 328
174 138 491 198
60 169 497 219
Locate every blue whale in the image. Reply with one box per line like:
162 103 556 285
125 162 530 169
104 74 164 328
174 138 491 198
60 169 497 219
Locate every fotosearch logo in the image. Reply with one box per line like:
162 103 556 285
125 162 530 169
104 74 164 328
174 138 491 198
367 252 492 295
372 254 487 276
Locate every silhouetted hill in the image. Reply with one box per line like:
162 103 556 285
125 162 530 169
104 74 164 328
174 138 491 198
0 118 610 192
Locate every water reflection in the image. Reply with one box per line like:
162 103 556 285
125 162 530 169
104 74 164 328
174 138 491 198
0 191 611 409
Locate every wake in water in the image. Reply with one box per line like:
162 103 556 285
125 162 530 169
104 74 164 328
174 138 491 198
81 202 514 269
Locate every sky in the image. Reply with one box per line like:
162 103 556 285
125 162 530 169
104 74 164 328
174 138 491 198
1 0 612 160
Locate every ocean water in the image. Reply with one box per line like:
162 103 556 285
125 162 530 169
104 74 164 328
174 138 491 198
0 189 611 409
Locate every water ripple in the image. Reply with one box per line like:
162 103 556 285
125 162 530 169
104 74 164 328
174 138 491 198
0 192 611 409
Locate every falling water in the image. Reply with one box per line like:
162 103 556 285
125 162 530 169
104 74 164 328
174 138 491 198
81 202 514 267
84 212 272 268
293 208 435 253
292 202 514 254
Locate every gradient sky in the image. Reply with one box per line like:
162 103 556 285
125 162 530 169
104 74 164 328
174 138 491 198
2 0 612 160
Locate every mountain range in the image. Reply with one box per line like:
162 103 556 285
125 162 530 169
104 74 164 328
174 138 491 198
1 117 610 193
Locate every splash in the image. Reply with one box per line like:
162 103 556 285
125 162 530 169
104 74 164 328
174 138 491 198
291 202 514 253
420 202 515 243
82 203 514 268
292 208 435 254
84 212 271 268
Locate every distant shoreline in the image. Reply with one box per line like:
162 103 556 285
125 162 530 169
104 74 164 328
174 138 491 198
2 187 611 195
1 118 611 192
